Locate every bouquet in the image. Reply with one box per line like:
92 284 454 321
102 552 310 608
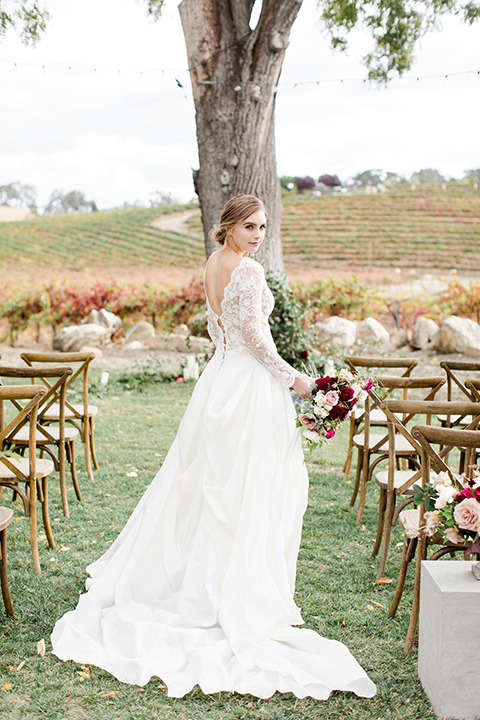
409 470 480 556
292 368 374 447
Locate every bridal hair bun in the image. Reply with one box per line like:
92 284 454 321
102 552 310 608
209 224 227 246
210 194 267 247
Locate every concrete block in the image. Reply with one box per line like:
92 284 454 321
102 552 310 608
418 561 480 719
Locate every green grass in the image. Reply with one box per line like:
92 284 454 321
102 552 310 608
1 377 436 719
1 184 479 276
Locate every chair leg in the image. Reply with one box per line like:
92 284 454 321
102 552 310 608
29 480 41 575
40 477 55 550
372 487 387 558
83 418 94 481
343 417 356 480
67 440 81 502
355 448 371 525
90 417 99 471
350 449 363 507
0 527 14 617
58 439 69 518
404 536 427 654
375 490 396 582
388 537 417 618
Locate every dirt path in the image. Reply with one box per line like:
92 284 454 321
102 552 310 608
151 209 200 234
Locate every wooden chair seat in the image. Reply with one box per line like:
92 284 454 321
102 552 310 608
375 469 421 491
0 457 55 479
0 506 14 616
353 432 416 453
12 425 79 443
42 402 98 419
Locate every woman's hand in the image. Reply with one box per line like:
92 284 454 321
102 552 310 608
293 374 313 399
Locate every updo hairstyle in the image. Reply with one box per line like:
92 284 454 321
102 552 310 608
209 194 267 246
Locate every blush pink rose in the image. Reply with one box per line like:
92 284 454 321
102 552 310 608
423 511 441 537
299 414 316 430
324 390 339 406
454 498 480 532
445 527 464 544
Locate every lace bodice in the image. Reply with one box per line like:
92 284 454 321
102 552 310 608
205 256 300 388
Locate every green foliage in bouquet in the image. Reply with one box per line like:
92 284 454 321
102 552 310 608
265 272 314 371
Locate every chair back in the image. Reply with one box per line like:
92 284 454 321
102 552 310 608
0 385 46 482
439 360 480 401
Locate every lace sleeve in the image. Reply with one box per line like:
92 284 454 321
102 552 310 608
237 262 300 388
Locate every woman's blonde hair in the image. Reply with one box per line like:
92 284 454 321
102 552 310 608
209 194 267 246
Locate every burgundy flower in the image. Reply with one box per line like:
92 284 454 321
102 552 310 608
325 429 335 439
330 405 348 420
456 487 474 503
300 350 309 359
339 387 354 401
474 487 480 502
315 376 334 391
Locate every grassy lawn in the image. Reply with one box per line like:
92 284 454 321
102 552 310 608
0 376 435 720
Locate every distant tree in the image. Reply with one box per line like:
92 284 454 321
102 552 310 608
294 176 315 193
410 168 446 184
44 189 95 215
279 176 297 192
348 169 384 190
150 190 179 206
318 174 341 188
384 171 407 186
0 182 37 212
464 169 480 182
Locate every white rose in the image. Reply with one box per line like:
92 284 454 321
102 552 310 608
303 429 321 443
434 485 457 509
431 471 452 488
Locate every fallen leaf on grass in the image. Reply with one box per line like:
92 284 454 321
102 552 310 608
126 472 138 478
370 601 386 609
375 577 393 584
16 661 25 671
100 691 118 698
76 666 91 681
37 639 46 657
3 683 12 691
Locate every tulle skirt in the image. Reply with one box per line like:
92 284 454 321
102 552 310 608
51 349 376 700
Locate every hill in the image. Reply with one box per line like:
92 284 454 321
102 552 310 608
0 185 479 284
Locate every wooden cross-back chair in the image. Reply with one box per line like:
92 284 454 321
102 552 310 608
343 357 419 483
438 360 480 426
21 351 98 481
0 385 55 574
371 399 480 583
0 365 81 518
351 375 445 525
388 424 480 653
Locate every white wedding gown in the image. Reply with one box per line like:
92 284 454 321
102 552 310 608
51 256 376 700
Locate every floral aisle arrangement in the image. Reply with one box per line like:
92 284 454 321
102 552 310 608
409 470 480 556
292 369 374 447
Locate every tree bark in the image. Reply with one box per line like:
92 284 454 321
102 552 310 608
179 0 303 273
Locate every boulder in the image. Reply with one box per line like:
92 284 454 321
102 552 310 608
411 317 439 351
148 333 213 354
389 329 410 351
53 324 110 352
79 345 103 359
438 316 480 357
124 321 156 346
87 308 122 334
355 317 390 347
314 316 356 353
172 324 190 338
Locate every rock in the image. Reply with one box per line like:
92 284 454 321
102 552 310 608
173 324 190 338
438 316 480 357
148 334 213 354
411 317 439 350
124 340 144 350
389 329 410 351
314 316 356 353
53 324 110 352
355 317 390 347
79 345 103 359
87 308 122 334
123 321 156 345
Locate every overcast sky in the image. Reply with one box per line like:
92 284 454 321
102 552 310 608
0 0 479 209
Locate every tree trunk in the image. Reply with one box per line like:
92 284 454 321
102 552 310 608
179 0 303 274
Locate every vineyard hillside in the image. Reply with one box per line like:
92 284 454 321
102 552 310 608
0 185 479 283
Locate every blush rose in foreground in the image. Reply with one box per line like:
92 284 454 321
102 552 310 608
454 498 480 532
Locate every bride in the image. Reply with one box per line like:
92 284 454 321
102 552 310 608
51 194 376 701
